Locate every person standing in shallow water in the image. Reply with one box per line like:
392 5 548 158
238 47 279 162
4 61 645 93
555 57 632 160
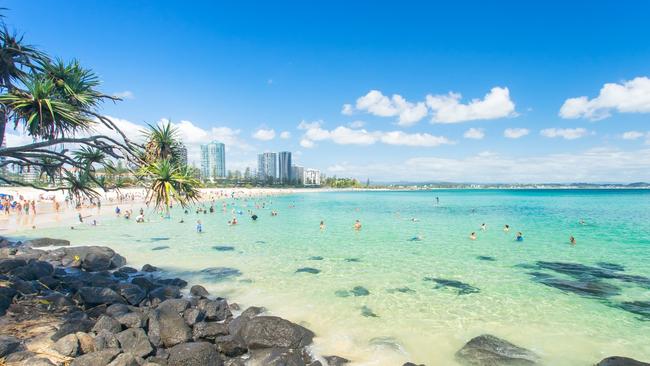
354 220 362 230
320 220 325 230
570 235 576 245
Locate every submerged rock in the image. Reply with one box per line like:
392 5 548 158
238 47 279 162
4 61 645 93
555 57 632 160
426 278 480 295
361 306 378 318
151 237 170 241
325 355 351 365
212 246 235 251
344 258 361 263
535 277 621 298
387 287 415 294
295 267 321 274
351 286 370 296
151 246 170 251
25 237 71 247
197 267 242 281
615 301 650 319
597 262 625 272
596 356 650 366
455 334 540 365
190 284 210 298
477 256 496 261
335 290 350 298
308 256 324 260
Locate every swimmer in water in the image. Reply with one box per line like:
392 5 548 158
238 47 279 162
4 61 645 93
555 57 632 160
179 219 184 223
470 232 477 240
411 218 419 222
570 235 576 245
354 220 362 230
579 219 586 225
251 214 258 221
320 220 325 230
516 232 524 242
481 223 487 231
503 224 510 232
232 217 238 225
196 220 202 233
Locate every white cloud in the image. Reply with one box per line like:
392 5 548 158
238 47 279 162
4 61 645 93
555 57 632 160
279 131 291 139
540 128 590 140
621 131 645 140
426 87 516 123
299 139 315 148
324 147 650 183
463 128 485 140
353 90 428 126
504 128 530 139
112 91 135 100
252 128 276 141
341 104 354 115
349 120 365 128
559 76 650 120
297 120 453 148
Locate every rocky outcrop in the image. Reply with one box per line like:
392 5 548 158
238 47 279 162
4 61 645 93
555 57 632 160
596 357 650 366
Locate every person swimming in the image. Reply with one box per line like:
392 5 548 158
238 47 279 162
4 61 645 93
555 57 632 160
196 220 203 233
179 219 184 223
481 223 487 231
579 219 586 225
570 235 576 245
503 224 510 232
232 217 238 225
409 235 423 242
251 214 258 221
354 220 362 230
470 232 477 240
320 220 325 230
516 232 524 242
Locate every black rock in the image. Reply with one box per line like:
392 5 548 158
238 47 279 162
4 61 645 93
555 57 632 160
24 357 56 366
296 267 321 274
249 347 305 366
193 321 229 340
117 266 138 274
426 278 480 295
131 276 157 291
156 277 188 288
596 356 650 366
93 330 120 351
53 333 79 357
106 303 130 317
190 284 209 298
361 306 378 318
0 258 27 273
142 264 158 272
455 334 540 365
0 335 23 357
25 237 71 247
325 355 351 365
114 311 145 328
147 307 193 348
118 283 146 305
149 286 181 303
106 353 146 366
199 298 232 321
52 319 95 341
184 307 205 326
69 348 121 366
0 287 17 315
215 335 247 357
240 316 314 349
167 341 223 366
116 328 153 358
10 260 53 280
4 350 36 363
76 287 126 306
158 298 190 314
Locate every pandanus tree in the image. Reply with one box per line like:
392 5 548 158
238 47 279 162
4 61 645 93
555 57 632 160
0 13 200 208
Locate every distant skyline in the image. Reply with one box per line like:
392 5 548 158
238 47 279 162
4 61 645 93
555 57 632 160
4 1 650 182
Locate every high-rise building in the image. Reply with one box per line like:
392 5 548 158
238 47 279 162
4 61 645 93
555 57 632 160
257 152 277 181
292 165 304 185
178 144 188 166
303 168 321 186
278 151 292 184
200 141 226 181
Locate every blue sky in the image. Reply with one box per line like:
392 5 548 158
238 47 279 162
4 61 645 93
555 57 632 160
5 1 650 182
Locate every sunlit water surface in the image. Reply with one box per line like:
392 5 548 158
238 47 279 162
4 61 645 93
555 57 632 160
14 190 650 365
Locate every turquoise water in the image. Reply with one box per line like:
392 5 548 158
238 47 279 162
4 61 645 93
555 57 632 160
14 190 650 365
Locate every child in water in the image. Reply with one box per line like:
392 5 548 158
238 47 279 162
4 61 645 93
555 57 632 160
503 224 510 232
196 220 202 233
516 232 524 241
470 232 477 240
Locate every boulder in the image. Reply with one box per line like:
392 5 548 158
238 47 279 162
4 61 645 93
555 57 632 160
4 350 35 363
107 353 146 366
149 286 181 303
117 266 138 274
158 298 190 314
193 321 229 340
0 258 27 273
0 335 22 357
455 334 540 366
52 319 95 341
147 308 192 348
116 328 153 358
106 303 131 317
167 342 222 366
0 287 17 315
76 332 96 354
240 316 314 349
70 348 121 366
76 287 126 306
25 237 71 247
190 285 209 298
60 246 123 271
249 347 306 366
142 264 158 272
131 276 157 292
115 311 145 328
215 335 247 357
199 298 231 321
118 284 146 305
93 315 124 334
22 357 56 366
9 260 53 280
94 330 120 351
325 355 350 365
184 307 204 326
53 333 79 357
156 278 188 288
596 357 650 366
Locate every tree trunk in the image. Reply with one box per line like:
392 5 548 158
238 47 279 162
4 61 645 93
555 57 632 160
0 108 6 149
